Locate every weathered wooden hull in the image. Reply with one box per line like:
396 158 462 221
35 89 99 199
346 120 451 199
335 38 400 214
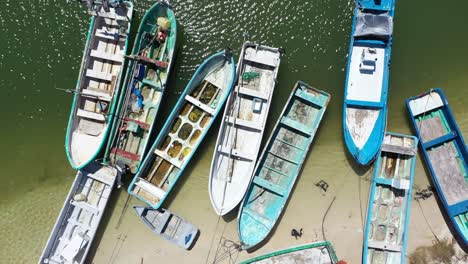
105 1 177 173
133 206 199 250
128 51 236 208
39 163 118 264
65 2 134 169
209 42 282 216
343 0 395 165
238 81 330 249
363 132 418 264
407 88 468 247
239 241 339 264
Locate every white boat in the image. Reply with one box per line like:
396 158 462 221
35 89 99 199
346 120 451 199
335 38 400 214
38 163 119 264
209 42 283 216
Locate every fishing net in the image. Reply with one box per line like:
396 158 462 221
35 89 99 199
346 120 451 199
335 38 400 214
354 11 393 37
157 17 171 30
242 72 260 81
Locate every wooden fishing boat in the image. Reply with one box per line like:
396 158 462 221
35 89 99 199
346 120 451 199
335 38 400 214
65 1 134 169
407 88 468 247
238 81 330 249
363 132 418 264
128 50 236 208
239 241 339 264
133 206 199 250
343 0 395 165
39 162 119 264
105 0 177 173
209 42 283 216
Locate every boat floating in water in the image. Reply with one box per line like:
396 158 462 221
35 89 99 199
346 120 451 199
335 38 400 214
65 0 134 169
133 206 199 250
239 241 339 264
105 0 177 173
343 0 395 165
39 162 119 264
209 42 283 216
407 88 468 247
128 50 236 208
363 132 418 264
238 81 330 250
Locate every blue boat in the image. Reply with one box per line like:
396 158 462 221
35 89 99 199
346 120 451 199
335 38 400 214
363 132 418 264
128 50 236 208
343 0 396 165
237 81 331 250
407 88 468 247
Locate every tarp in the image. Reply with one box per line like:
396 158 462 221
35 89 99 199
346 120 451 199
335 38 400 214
354 11 393 37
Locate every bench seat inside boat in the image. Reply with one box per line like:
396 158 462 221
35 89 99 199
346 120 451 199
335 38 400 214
77 109 106 121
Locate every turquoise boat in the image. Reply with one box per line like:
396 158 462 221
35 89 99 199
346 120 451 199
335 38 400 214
105 1 177 173
65 1 134 169
407 88 468 247
343 0 396 165
128 50 236 208
363 132 418 264
237 81 331 249
239 241 339 264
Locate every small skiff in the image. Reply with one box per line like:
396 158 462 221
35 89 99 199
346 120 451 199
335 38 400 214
133 206 199 250
407 88 468 247
65 1 134 169
39 163 119 264
128 50 236 208
238 81 330 249
209 42 283 216
343 0 395 165
239 241 339 264
363 132 418 264
105 0 177 173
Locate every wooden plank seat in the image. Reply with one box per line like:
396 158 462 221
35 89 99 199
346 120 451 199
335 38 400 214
93 11 128 21
154 149 183 169
95 28 125 41
346 99 383 109
423 132 457 149
217 145 255 161
381 144 417 156
87 170 114 186
111 147 140 162
86 69 114 82
82 88 112 102
295 89 327 108
90 49 123 63
237 86 269 100
67 218 91 231
70 200 100 215
77 109 106 121
367 241 402 252
280 116 312 135
244 56 277 68
185 95 215 116
225 116 263 131
253 176 287 197
124 117 150 130
134 179 166 199
125 55 168 69
243 207 273 229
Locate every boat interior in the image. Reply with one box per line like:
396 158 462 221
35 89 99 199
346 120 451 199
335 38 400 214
366 134 416 263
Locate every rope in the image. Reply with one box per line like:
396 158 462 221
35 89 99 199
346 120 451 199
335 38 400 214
204 215 223 264
416 199 440 242
321 196 336 242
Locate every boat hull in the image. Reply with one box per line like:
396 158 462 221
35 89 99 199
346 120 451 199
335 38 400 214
238 81 330 249
209 42 282 216
406 88 468 247
363 132 418 264
128 51 236 208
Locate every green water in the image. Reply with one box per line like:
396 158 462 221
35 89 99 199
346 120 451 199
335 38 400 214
1 0 468 263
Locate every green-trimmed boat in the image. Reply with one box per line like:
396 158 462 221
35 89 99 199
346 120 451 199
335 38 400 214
65 1 134 169
239 241 339 264
105 0 177 173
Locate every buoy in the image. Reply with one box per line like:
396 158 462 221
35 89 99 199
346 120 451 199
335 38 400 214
73 193 88 202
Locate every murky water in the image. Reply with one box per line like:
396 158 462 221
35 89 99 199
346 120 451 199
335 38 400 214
1 0 468 263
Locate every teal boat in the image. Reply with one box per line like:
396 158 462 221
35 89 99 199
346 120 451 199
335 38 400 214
363 132 418 264
105 1 177 173
239 241 339 264
128 50 236 208
65 1 134 169
238 81 331 249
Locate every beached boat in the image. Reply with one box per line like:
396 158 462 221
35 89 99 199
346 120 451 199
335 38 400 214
105 1 177 173
128 50 236 208
239 241 339 264
238 81 331 250
407 88 468 247
65 1 134 169
343 0 395 165
39 162 119 264
209 42 282 216
363 132 418 264
133 206 199 250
